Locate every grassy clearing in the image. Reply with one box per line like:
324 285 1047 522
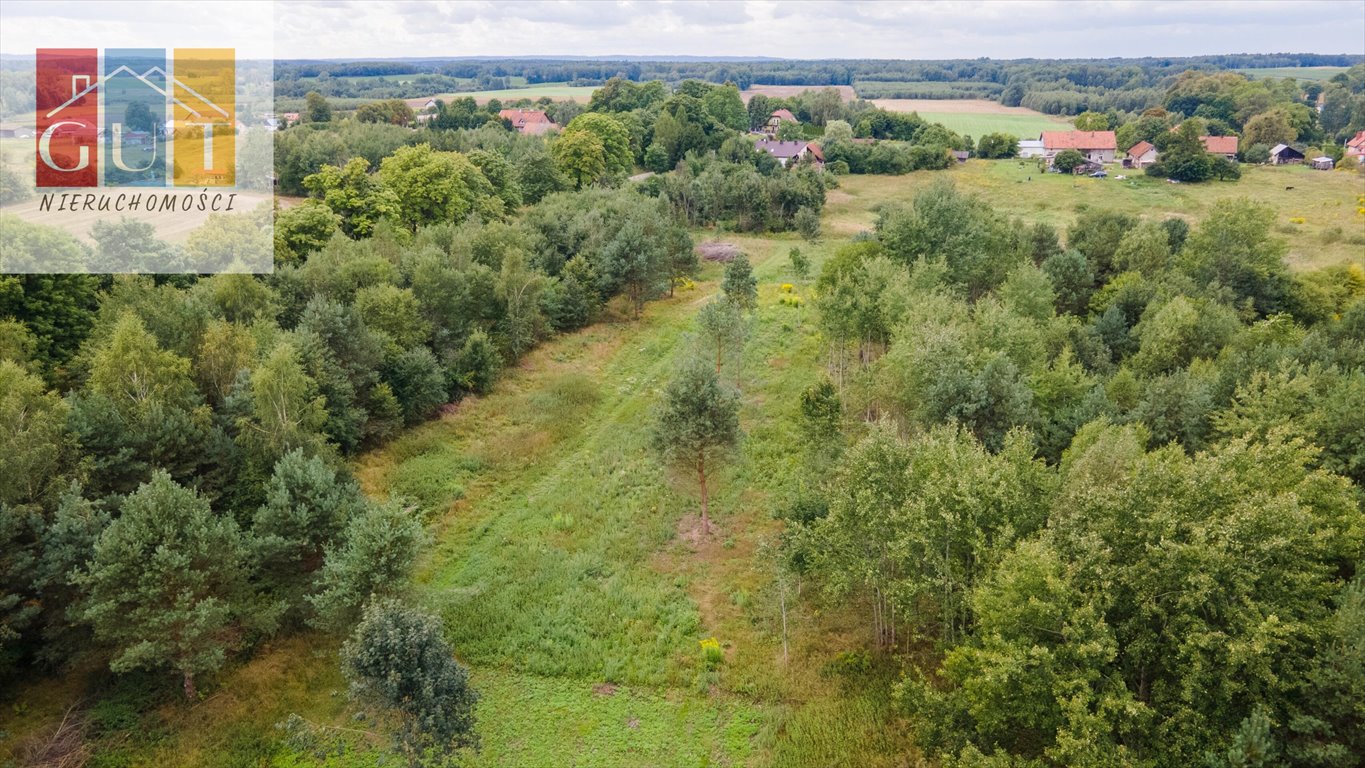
406 83 599 107
1233 66 1349 81
915 111 1069 139
825 160 1365 271
868 98 1071 138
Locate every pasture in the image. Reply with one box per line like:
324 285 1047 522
1233 66 1349 81
826 160 1365 271
868 97 1071 137
406 83 599 107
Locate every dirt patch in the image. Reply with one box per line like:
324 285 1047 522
741 85 856 103
592 682 618 697
696 241 742 262
674 513 714 550
869 98 1054 115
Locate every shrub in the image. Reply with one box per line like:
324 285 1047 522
343 600 478 758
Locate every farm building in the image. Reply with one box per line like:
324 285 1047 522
764 109 798 136
1200 135 1238 160
1345 130 1365 164
1018 139 1045 158
498 108 559 136
1310 156 1335 170
1041 130 1117 165
755 139 823 169
1124 141 1158 168
1269 144 1305 165
951 150 970 163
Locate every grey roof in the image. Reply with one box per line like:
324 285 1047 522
755 140 810 159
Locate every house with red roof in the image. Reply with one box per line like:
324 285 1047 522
498 108 559 136
1200 135 1238 161
1345 130 1365 165
1125 140 1158 168
1040 130 1117 165
764 109 799 137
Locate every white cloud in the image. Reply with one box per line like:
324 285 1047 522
2 0 1362 59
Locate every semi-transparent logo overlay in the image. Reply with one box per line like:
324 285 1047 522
0 2 274 273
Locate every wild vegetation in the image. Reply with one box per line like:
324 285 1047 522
1 48 1363 768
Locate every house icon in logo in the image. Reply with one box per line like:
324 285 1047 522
36 48 236 188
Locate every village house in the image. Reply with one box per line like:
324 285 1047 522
1124 140 1158 168
764 109 798 137
1200 135 1238 161
1040 130 1117 165
1017 139 1045 158
1345 130 1365 164
1269 144 1305 165
498 108 559 136
755 139 823 169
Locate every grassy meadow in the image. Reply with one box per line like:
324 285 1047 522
1 230 911 767
406 83 600 107
868 98 1072 138
1233 66 1349 81
3 156 1360 767
825 160 1365 271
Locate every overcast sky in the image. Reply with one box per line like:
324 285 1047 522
2 0 1363 60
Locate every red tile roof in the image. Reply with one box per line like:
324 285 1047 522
498 109 558 135
1041 130 1117 150
1200 135 1238 155
1127 141 1156 158
769 109 798 123
1347 131 1365 152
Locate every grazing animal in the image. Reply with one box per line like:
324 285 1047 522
1285 186 1295 190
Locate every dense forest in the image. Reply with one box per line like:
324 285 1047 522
1 48 1363 767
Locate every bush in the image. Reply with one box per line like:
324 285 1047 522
343 600 478 758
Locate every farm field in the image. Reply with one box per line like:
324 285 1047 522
825 161 1365 271
1234 65 1349 80
740 84 856 102
406 82 599 107
868 97 1071 137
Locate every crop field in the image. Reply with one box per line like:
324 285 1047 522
1233 66 1349 81
825 160 1365 271
869 97 1072 137
406 82 599 107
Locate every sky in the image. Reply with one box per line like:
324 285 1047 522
1 0 1363 61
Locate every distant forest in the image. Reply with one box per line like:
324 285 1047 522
274 53 1365 113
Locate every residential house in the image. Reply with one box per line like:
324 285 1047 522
1310 156 1335 170
764 109 798 137
1040 130 1117 165
755 139 823 169
1124 140 1158 168
1344 130 1365 164
1018 139 1045 158
498 108 559 136
1200 135 1238 161
1269 144 1305 165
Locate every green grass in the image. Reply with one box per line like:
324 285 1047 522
914 111 1070 139
826 160 1365 271
1233 66 1349 81
414 83 599 105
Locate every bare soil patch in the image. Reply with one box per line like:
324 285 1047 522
696 240 742 262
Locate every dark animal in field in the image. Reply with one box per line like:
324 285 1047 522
1285 186 1294 190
